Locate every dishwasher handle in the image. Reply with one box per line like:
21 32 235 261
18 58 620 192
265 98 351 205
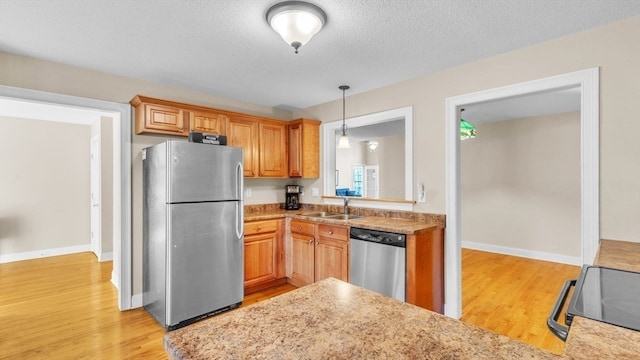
546 279 576 342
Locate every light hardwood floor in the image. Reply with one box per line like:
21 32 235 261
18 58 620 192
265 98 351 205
461 248 580 354
1 249 579 358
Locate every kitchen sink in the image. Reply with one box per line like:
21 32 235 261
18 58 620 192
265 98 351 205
301 212 362 220
302 212 335 217
325 214 362 220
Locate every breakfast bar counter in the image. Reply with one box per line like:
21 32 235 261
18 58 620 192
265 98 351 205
164 278 556 360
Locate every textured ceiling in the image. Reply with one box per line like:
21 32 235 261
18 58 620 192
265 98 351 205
1 0 639 110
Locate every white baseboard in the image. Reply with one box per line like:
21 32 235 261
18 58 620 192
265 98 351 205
462 241 582 266
98 251 113 262
0 244 91 264
111 270 120 290
131 293 143 309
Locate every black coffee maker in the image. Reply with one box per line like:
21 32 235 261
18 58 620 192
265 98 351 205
285 185 301 210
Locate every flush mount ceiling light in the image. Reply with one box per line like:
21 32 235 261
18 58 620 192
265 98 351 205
460 108 477 140
266 1 327 54
337 85 350 149
368 140 379 151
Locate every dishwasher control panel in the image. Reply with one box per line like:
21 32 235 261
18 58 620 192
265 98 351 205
350 227 406 247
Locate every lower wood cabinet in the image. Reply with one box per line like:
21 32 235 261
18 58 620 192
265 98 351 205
244 219 286 294
289 220 349 287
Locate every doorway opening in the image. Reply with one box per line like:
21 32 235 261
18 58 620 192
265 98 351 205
444 67 600 319
0 85 132 311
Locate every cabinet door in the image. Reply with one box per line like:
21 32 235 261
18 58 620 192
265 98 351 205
288 122 303 177
244 232 278 287
141 102 188 135
190 110 228 134
290 232 315 286
228 117 258 177
288 119 320 178
258 121 287 177
315 237 349 282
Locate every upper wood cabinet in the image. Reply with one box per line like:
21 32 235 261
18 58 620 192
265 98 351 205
227 116 258 177
131 96 189 136
227 117 287 178
190 110 227 134
288 118 320 178
131 96 319 179
258 121 288 178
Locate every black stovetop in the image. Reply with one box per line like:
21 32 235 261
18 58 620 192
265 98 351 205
567 265 640 332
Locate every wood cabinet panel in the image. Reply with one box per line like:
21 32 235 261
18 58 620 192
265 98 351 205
315 237 349 282
244 219 279 235
317 223 349 241
244 219 285 294
258 121 287 178
190 110 227 134
290 220 315 237
406 229 444 313
289 221 349 286
288 119 320 178
133 98 189 136
290 232 315 286
244 233 278 287
228 117 258 177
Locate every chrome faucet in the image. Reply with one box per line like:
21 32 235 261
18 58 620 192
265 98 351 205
343 197 350 214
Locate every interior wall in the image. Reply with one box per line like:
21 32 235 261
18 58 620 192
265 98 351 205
0 116 91 256
377 134 404 199
460 112 581 258
100 117 114 254
295 16 640 243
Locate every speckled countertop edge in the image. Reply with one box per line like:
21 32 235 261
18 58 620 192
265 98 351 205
164 278 559 360
244 208 442 235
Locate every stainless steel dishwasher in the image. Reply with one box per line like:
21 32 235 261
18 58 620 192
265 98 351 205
349 227 406 302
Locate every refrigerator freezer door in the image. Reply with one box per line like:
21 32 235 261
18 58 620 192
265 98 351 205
167 141 243 203
166 201 243 327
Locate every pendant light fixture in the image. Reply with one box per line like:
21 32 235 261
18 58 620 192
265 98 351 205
460 108 476 140
337 85 351 149
266 1 327 54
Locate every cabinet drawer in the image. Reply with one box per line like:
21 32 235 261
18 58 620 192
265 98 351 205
317 224 348 241
244 220 279 236
291 220 315 236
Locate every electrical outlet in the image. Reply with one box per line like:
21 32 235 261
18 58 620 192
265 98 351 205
245 188 252 198
418 183 426 203
312 187 319 197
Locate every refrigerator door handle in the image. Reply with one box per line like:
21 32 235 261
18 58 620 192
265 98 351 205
236 162 244 201
236 201 244 240
236 161 244 241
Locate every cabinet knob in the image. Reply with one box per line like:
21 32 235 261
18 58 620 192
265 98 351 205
308 239 313 244
257 226 262 230
178 126 184 131
298 226 302 230
329 230 333 235
315 241 319 246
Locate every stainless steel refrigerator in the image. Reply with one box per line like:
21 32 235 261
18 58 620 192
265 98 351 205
142 140 244 330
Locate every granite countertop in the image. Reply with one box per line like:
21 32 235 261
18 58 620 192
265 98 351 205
164 278 557 360
163 239 640 359
244 208 442 235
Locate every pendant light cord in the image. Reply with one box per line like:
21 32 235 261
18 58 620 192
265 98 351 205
339 85 350 135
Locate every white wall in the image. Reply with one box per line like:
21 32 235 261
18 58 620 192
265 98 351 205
0 116 91 258
461 112 581 258
296 16 640 243
377 134 404 199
